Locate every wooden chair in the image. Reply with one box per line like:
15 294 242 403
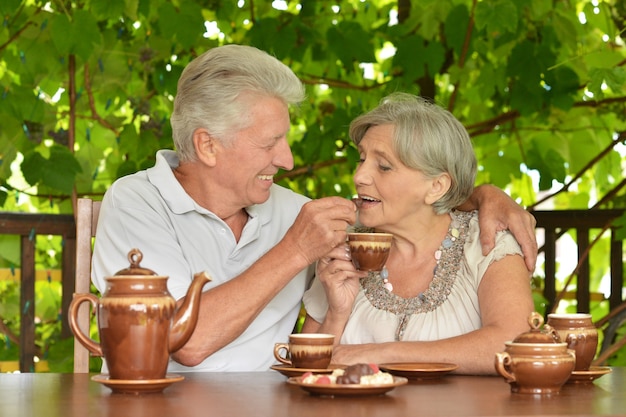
73 198 101 373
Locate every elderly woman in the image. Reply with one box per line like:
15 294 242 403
301 93 534 375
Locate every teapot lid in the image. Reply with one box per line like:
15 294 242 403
512 312 561 344
114 248 158 276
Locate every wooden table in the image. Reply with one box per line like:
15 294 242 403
1 368 625 417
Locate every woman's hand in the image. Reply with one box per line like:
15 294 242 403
316 244 367 319
330 343 386 366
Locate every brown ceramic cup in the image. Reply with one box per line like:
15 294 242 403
273 333 334 369
547 313 598 371
347 232 393 271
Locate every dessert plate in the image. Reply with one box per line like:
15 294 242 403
567 366 612 384
91 374 184 394
378 362 458 380
287 376 408 397
271 364 345 378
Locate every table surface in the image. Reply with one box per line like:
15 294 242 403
1 367 625 417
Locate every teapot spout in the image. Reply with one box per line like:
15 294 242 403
169 271 212 353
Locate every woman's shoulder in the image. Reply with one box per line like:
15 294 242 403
459 210 523 271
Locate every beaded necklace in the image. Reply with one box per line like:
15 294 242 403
379 224 459 293
360 210 471 340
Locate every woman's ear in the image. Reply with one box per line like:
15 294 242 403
426 173 452 205
193 128 218 166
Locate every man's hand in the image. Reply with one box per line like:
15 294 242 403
459 185 537 271
285 197 357 266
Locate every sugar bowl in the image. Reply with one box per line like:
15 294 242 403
495 312 576 395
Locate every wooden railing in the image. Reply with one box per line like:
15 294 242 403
531 209 625 313
0 209 624 372
0 212 76 372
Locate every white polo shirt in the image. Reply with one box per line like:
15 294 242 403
92 150 313 371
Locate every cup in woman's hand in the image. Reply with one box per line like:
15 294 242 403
347 232 393 271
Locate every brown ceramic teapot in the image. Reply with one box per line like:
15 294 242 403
494 312 576 395
68 248 211 380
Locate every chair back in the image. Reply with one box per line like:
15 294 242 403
73 198 101 373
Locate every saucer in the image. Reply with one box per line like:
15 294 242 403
378 362 458 380
91 374 184 394
287 376 408 397
271 364 345 378
567 366 612 384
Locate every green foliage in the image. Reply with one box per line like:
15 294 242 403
0 280 59 359
0 278 103 372
0 0 623 211
0 0 625 370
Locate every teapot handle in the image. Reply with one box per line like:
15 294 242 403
494 352 516 383
68 293 103 357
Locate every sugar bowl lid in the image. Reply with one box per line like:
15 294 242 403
113 248 158 276
512 312 561 344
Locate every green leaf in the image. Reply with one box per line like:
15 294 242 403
586 66 626 99
41 146 83 194
90 0 127 20
475 0 518 36
0 0 22 15
552 10 579 52
509 81 543 115
544 66 579 110
49 10 102 61
326 21 376 67
0 235 20 265
526 143 567 191
35 281 62 321
423 41 446 77
157 2 204 49
116 159 138 179
21 151 46 186
444 5 471 56
393 35 427 81
3 87 45 123
248 17 298 57
19 146 82 194
604 67 626 93
481 154 522 189
0 281 20 317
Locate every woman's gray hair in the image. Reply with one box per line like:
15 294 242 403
349 93 477 214
170 44 306 162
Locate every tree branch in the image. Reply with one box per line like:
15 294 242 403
448 0 477 111
84 63 120 135
0 2 38 53
529 131 626 209
275 157 348 181
595 178 626 208
299 74 388 91
0 317 20 347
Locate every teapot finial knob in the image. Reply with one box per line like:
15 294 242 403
114 248 157 276
128 248 143 268
528 311 544 330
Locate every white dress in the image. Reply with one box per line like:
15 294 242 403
303 211 523 343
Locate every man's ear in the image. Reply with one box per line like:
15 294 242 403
426 173 452 205
193 129 218 166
